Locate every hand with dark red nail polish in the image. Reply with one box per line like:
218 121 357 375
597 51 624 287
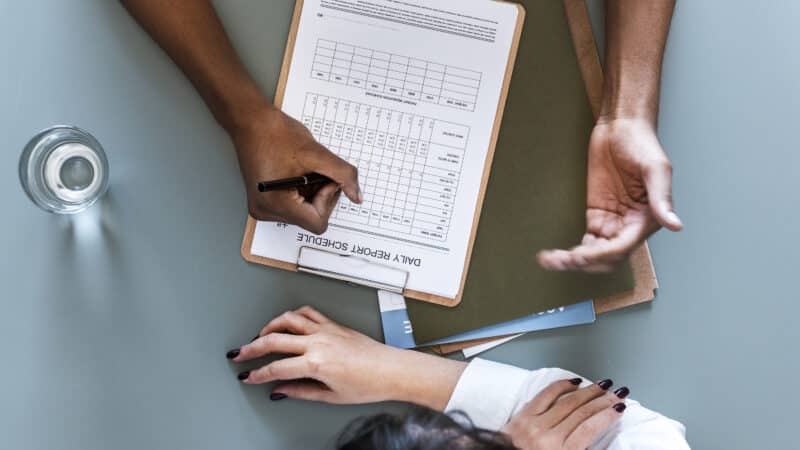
222 305 467 409
503 379 627 450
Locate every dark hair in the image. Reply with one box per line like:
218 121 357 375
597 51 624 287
336 405 517 450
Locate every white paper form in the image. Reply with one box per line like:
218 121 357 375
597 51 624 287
250 0 522 299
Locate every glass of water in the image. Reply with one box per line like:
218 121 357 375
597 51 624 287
19 125 109 214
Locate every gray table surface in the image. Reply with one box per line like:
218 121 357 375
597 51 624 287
2 1 798 449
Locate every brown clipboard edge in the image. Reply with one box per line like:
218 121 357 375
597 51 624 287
425 0 659 355
242 0 527 307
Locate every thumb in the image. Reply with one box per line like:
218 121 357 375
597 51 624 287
644 161 683 231
311 182 342 218
271 380 335 403
308 144 363 204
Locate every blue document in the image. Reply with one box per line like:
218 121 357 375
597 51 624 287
378 291 595 349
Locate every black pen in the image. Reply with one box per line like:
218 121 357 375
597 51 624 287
257 173 333 192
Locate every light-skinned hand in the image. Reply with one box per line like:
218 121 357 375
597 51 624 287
226 306 465 409
227 306 416 404
502 378 629 450
538 117 683 272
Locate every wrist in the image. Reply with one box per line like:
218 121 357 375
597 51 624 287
386 349 467 410
595 115 656 132
219 100 277 137
597 108 658 129
598 91 659 127
599 64 661 127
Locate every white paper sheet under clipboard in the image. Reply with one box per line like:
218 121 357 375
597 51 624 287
241 0 525 306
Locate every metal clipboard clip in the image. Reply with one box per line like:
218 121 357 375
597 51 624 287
296 246 409 294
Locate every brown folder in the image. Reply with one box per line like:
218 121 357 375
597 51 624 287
408 0 658 348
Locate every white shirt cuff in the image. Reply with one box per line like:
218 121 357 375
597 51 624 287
444 358 531 430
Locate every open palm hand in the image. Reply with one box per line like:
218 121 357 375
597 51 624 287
538 118 682 272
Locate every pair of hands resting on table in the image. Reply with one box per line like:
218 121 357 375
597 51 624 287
227 306 628 450
123 0 681 272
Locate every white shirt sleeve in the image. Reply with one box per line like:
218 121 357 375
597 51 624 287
444 359 690 450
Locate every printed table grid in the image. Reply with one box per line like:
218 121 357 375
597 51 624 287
301 93 471 241
311 39 482 112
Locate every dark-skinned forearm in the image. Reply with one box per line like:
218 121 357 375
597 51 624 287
601 0 676 125
121 0 272 134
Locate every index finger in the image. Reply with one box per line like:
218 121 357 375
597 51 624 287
259 310 321 338
294 306 332 324
243 356 312 384
233 333 308 362
306 143 363 204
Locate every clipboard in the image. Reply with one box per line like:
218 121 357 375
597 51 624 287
425 0 660 355
242 0 527 306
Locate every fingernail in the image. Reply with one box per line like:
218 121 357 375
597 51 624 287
270 393 288 401
614 387 630 399
226 349 240 360
613 403 626 413
357 189 364 204
668 212 683 226
251 335 260 343
237 371 250 381
569 377 582 385
597 379 613 390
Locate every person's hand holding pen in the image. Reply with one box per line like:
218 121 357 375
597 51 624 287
538 0 682 272
233 106 362 234
122 0 361 235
